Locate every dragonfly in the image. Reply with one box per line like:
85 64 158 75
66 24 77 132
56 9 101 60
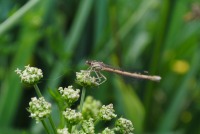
86 60 161 85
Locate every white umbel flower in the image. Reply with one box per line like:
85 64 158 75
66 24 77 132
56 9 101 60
76 70 98 87
57 127 69 134
58 86 80 105
115 118 134 134
99 104 117 121
28 97 51 123
63 108 83 125
15 65 43 85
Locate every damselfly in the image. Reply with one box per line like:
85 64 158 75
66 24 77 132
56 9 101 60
86 60 161 85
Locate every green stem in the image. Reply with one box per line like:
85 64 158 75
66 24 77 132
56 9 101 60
48 116 57 134
94 118 100 125
67 122 72 133
79 87 86 112
34 85 57 133
0 0 40 36
33 84 43 97
58 105 65 128
41 120 51 134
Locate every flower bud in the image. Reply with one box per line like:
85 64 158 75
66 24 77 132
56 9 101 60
99 104 117 121
28 97 51 123
15 65 43 85
115 118 134 134
82 96 102 120
76 70 99 87
63 108 83 125
57 127 69 134
58 86 80 105
101 127 115 134
82 118 95 134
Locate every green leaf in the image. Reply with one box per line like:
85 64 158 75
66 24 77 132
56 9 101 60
113 76 145 134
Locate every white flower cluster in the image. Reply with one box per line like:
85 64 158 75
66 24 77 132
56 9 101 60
15 65 43 84
76 70 98 87
100 127 115 134
15 65 135 134
115 118 134 134
82 118 95 134
99 104 117 121
63 108 83 125
57 127 69 134
58 86 80 105
82 96 102 120
73 130 86 134
28 97 51 123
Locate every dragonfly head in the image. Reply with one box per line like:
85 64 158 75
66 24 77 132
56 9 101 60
86 60 92 66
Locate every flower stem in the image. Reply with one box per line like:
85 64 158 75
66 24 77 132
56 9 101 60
59 107 65 128
34 84 43 97
79 87 86 112
94 118 100 125
48 116 57 134
67 122 72 133
34 85 56 133
41 120 51 134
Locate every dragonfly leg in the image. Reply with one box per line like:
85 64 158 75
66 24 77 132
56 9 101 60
87 67 107 85
94 71 102 83
97 72 107 85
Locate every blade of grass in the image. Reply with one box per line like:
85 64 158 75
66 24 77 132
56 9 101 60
0 0 49 127
43 0 93 88
43 0 93 94
93 0 108 47
33 1 94 130
64 0 94 57
124 31 150 65
157 46 200 132
0 127 29 134
0 0 40 36
94 0 158 59
113 76 145 134
0 30 40 126
144 0 174 130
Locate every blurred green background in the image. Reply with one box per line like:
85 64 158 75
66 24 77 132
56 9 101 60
1 0 200 133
